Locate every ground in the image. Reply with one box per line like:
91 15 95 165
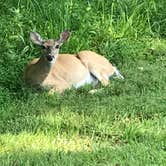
0 0 166 165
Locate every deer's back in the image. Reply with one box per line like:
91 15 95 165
50 54 89 83
77 50 115 76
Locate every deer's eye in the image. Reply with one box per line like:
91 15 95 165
55 45 59 49
41 45 46 49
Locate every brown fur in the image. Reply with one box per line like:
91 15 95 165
24 54 89 93
24 31 122 94
77 51 115 85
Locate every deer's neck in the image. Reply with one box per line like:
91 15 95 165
36 56 54 76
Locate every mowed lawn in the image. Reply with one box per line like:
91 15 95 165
0 0 166 165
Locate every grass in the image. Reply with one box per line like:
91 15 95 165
0 0 166 165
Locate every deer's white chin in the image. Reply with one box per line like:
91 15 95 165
48 56 58 66
48 51 59 65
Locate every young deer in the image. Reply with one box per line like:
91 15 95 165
24 30 124 94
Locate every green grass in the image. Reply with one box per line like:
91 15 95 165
0 0 166 165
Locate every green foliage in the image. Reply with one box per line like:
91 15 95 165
0 0 166 165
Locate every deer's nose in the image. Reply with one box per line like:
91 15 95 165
46 55 54 61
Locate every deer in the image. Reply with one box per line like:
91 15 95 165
24 30 124 94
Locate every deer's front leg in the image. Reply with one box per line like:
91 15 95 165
48 83 71 95
48 88 59 95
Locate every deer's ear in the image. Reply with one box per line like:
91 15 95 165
30 32 44 45
59 30 70 43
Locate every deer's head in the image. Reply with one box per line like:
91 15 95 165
30 30 70 64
